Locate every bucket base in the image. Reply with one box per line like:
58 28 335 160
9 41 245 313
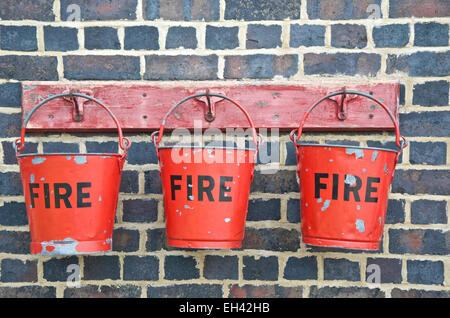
30 239 112 255
303 236 380 250
167 238 242 249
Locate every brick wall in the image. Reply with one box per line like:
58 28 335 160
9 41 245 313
0 0 449 298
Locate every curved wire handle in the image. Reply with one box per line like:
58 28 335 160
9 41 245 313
15 93 130 158
290 90 407 153
151 92 263 152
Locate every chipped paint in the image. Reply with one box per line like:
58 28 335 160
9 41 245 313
355 219 365 232
66 156 71 160
379 217 382 225
30 174 35 183
345 174 357 185
329 159 333 162
99 196 102 201
184 205 194 210
188 195 194 200
39 238 79 255
321 200 331 211
31 156 46 165
40 177 45 181
362 168 367 173
317 198 322 203
74 156 87 164
357 205 361 210
345 148 364 159
224 218 231 223
371 151 379 162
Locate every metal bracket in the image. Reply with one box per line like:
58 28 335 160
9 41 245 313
62 89 93 122
194 89 224 122
327 87 359 121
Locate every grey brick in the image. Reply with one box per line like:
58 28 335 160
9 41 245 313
407 260 444 285
415 22 449 47
0 0 55 21
85 27 120 50
324 258 360 281
205 26 239 50
124 26 159 50
44 26 79 51
411 200 447 224
413 81 449 106
166 27 197 49
373 24 410 47
304 53 380 76
0 56 58 81
243 256 278 281
409 142 446 165
0 26 37 51
290 24 325 47
225 0 301 21
246 24 282 49
145 55 218 80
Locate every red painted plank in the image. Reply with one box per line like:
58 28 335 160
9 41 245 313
21 81 399 132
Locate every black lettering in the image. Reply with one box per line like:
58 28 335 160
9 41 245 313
365 177 380 203
332 173 339 200
29 183 39 208
187 175 193 201
77 182 91 208
198 175 215 202
219 176 233 202
43 183 51 208
344 175 362 202
170 175 182 200
54 183 72 208
315 173 328 198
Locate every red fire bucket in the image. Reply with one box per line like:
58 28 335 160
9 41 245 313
15 93 130 255
151 93 262 249
290 90 407 250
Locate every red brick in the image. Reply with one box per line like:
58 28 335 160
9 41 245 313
229 284 303 298
389 0 450 18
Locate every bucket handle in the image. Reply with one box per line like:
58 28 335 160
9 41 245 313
290 90 407 153
151 92 263 151
15 93 130 158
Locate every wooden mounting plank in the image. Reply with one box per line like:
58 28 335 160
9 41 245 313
21 81 400 132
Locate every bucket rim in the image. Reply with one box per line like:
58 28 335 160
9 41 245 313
296 143 399 153
16 152 122 158
157 145 257 151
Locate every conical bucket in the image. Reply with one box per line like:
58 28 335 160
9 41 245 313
15 93 130 255
151 93 263 249
290 90 407 250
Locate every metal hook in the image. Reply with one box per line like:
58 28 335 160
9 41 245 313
204 89 215 122
338 86 347 121
68 90 83 122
